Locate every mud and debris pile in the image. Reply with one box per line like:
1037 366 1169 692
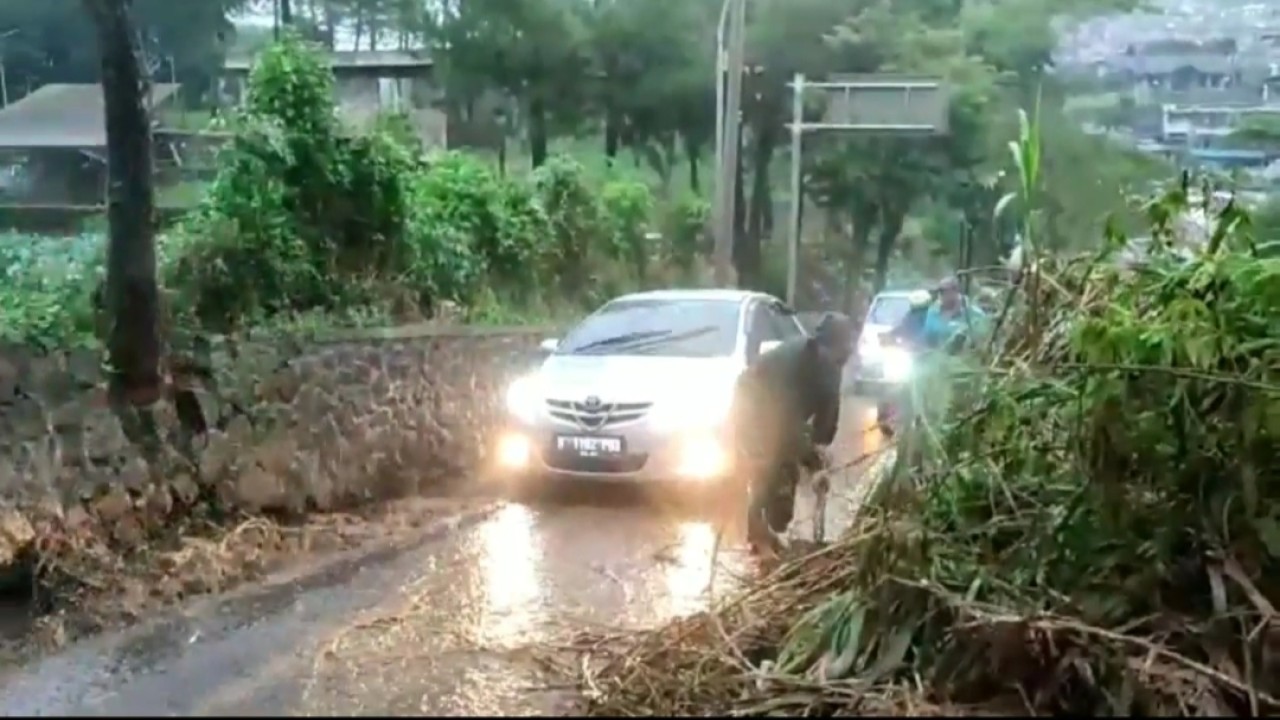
0 326 541 640
568 224 1279 715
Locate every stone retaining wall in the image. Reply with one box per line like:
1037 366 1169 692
0 323 556 574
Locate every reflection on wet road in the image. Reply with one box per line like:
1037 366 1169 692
0 400 884 716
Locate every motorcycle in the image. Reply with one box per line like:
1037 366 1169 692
873 333 920 436
875 323 975 436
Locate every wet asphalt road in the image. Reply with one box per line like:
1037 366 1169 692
0 400 889 716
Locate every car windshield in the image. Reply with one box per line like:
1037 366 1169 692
557 298 742 358
866 295 914 326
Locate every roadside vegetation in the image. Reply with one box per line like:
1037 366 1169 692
566 112 1280 716
1 37 708 349
3 0 1178 340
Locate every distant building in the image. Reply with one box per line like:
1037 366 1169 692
0 83 183 206
1128 54 1238 94
1160 103 1280 145
220 50 447 149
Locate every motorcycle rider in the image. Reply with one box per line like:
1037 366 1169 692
886 289 934 348
733 313 853 555
923 275 987 350
876 289 934 435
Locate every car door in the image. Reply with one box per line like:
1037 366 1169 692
745 298 801 362
763 299 806 341
744 301 777 363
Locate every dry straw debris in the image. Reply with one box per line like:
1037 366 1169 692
562 192 1279 716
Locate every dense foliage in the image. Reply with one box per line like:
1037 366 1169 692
1 37 709 345
571 106 1279 715
574 175 1280 718
2 0 1177 307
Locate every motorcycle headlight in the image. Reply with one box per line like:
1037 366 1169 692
880 347 915 383
505 374 543 423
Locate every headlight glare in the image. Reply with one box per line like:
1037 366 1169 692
505 374 542 422
676 434 730 480
881 347 914 383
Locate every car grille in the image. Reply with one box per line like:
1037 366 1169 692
542 451 649 474
545 399 652 430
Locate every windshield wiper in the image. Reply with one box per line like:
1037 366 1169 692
567 329 674 354
620 325 720 354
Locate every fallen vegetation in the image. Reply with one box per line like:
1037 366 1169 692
565 183 1280 715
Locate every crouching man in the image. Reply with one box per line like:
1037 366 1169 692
732 313 853 555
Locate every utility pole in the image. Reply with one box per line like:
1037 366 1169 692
713 0 730 201
785 73 804 305
783 75 948 306
0 29 17 108
713 0 745 287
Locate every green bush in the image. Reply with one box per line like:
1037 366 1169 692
163 34 673 330
0 234 101 347
2 36 687 344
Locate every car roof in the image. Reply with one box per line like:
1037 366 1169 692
871 289 927 300
610 288 771 304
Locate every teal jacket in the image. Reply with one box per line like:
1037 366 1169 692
922 301 987 348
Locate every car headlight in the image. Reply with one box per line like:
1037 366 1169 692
505 374 543 423
880 347 915 383
676 434 730 480
858 338 883 363
496 431 532 469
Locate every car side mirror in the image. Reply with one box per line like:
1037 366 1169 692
758 339 783 356
538 338 559 352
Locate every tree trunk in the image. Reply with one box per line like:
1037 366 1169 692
843 205 874 312
604 104 620 161
82 0 162 410
322 1 336 48
739 127 774 291
684 134 700 192
873 207 905 293
730 129 753 287
280 0 292 25
528 95 549 168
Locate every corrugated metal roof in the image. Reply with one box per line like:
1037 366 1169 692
1189 148 1268 160
0 83 181 149
1127 53 1236 76
223 50 432 73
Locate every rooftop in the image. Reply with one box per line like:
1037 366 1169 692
223 50 433 73
0 83 181 149
615 288 770 304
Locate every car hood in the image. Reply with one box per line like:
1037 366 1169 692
860 323 895 344
534 354 742 404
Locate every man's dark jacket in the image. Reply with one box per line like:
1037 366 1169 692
732 336 842 466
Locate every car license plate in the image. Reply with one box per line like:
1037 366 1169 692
556 435 624 457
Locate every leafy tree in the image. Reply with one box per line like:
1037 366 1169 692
434 0 592 168
587 0 716 187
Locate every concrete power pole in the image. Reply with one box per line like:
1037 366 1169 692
0 30 17 108
713 0 746 287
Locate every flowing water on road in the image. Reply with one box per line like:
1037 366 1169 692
0 401 885 715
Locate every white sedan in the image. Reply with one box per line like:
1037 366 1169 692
494 288 807 490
